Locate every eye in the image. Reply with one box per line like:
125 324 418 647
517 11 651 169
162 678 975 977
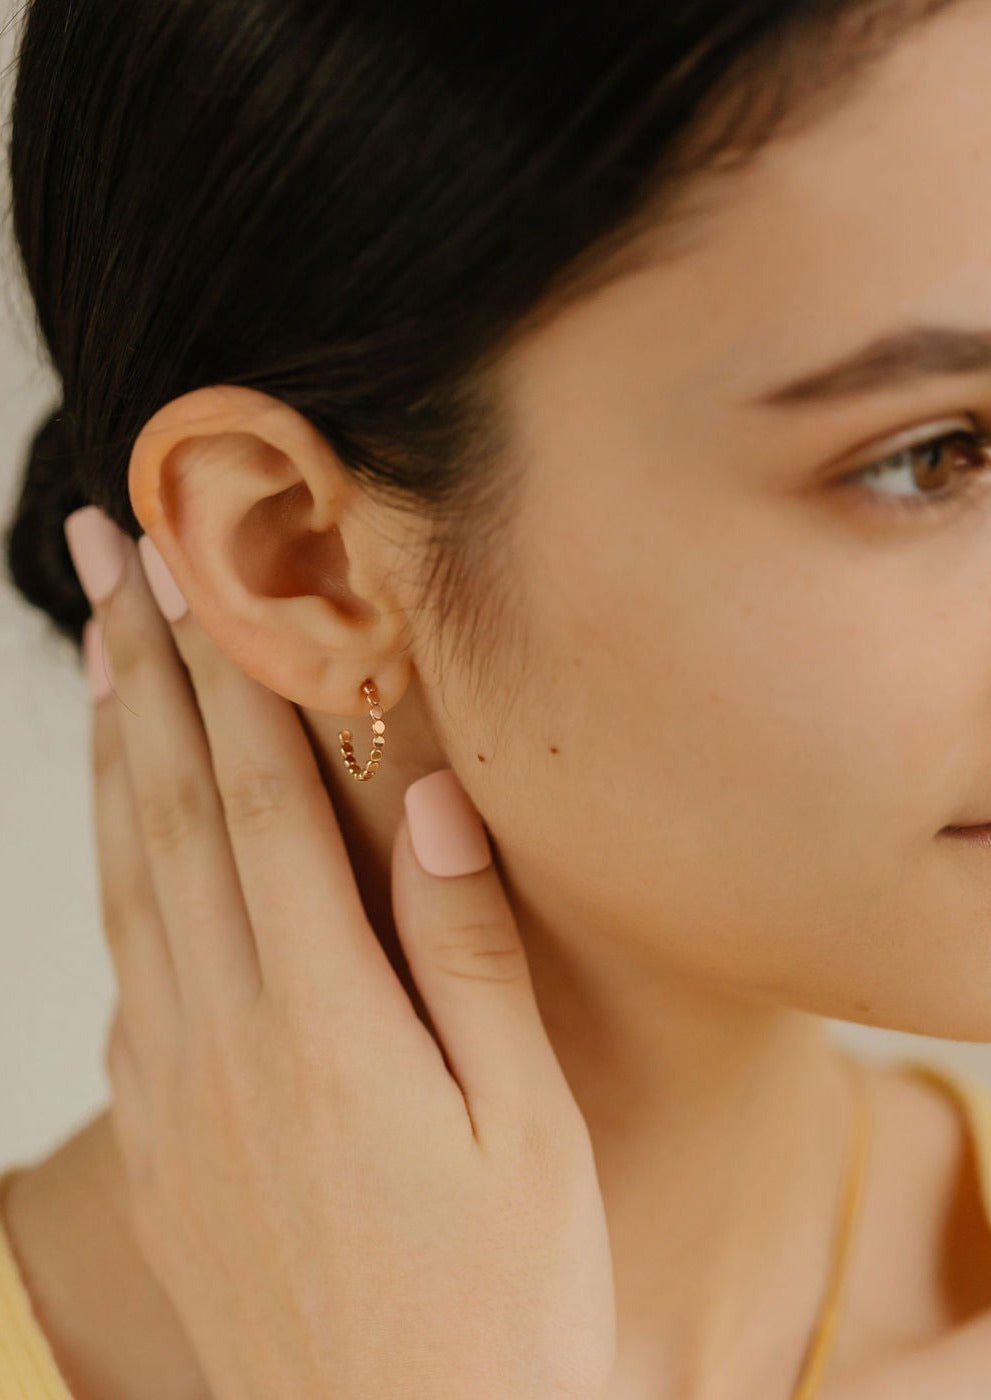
841 417 991 519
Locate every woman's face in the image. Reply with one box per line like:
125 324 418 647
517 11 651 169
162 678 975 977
412 0 991 1041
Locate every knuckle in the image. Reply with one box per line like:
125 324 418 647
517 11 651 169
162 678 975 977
223 763 291 836
91 713 121 783
510 1100 563 1180
486 1063 590 1175
432 924 528 985
104 1012 130 1078
102 905 129 959
176 1019 258 1147
267 992 357 1101
102 608 146 684
101 881 152 953
137 774 212 854
108 1104 149 1202
513 1095 588 1183
128 1169 167 1261
184 1013 247 1095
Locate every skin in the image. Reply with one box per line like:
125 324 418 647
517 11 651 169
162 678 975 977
8 1 991 1396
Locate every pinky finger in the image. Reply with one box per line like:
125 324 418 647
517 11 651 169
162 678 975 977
89 621 180 1064
104 1009 153 1197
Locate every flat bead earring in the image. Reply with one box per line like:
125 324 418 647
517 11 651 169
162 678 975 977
338 679 386 781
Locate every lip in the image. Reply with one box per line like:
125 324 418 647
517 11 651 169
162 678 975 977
942 824 991 844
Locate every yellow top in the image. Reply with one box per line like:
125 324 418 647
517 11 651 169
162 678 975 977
0 1055 989 1399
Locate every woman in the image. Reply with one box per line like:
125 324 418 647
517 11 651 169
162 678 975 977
3 0 991 1395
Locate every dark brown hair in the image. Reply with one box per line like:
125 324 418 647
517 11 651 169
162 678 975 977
2 0 956 692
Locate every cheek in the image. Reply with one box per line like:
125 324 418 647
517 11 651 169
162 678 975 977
474 548 991 1035
508 455 953 847
657 585 955 859
598 554 965 970
490 430 991 1031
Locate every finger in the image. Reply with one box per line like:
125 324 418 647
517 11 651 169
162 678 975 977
65 508 262 1016
394 771 570 1130
136 535 410 1031
88 618 180 1061
104 1007 153 1193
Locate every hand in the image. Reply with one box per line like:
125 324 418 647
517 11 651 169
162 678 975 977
70 510 616 1400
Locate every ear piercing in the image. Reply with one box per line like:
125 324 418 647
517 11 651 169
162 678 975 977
338 679 386 781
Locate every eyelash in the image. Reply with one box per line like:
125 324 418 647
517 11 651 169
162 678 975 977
842 416 991 520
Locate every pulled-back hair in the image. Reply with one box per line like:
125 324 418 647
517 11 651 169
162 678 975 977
2 0 955 683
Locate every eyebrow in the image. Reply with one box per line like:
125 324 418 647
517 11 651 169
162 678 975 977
749 325 991 407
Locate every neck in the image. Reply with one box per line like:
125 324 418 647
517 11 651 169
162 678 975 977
302 702 858 1394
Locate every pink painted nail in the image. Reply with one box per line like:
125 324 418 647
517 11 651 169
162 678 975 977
83 618 114 702
64 507 129 605
137 536 189 622
404 769 493 877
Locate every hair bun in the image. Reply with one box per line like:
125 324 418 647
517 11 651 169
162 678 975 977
4 406 91 648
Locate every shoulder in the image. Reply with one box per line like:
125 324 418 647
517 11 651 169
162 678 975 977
823 1056 991 1399
0 1161 80 1399
831 1309 991 1400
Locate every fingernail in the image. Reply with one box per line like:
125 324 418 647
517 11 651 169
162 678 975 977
404 769 493 877
137 536 189 622
83 618 114 702
64 507 129 605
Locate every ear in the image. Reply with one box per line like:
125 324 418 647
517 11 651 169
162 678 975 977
127 384 417 713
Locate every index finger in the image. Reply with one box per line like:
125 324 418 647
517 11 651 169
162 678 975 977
136 535 416 1031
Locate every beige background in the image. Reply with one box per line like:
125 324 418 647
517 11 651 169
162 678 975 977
1 2 991 1175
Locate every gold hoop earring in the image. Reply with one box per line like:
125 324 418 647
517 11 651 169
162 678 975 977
338 679 386 781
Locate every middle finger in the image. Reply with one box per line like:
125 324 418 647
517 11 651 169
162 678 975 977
133 535 414 1039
